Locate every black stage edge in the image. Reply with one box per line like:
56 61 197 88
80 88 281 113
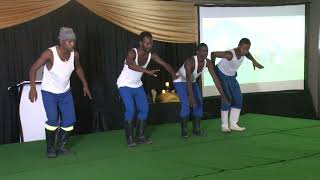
203 90 317 120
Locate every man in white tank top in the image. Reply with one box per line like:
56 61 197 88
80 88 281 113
28 27 92 158
211 38 264 133
173 43 228 138
117 32 178 147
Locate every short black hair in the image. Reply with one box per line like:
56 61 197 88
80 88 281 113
238 38 251 46
197 43 208 51
139 31 152 42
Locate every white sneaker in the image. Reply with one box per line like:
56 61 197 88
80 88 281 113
230 124 246 131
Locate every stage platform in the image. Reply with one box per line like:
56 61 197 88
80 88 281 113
0 114 319 180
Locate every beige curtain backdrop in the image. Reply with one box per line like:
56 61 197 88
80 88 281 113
76 0 197 43
0 0 197 43
0 0 70 29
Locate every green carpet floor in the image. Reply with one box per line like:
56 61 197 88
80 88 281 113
0 114 320 180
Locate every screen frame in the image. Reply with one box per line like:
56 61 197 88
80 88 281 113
196 2 309 97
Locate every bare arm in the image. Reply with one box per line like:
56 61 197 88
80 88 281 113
28 49 52 102
126 49 159 76
211 51 233 61
206 59 229 103
151 53 178 80
29 49 51 89
245 52 264 70
74 52 92 99
245 51 255 61
210 52 217 65
74 52 88 87
185 58 196 107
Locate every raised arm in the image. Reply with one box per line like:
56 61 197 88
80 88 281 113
211 51 233 62
151 53 178 80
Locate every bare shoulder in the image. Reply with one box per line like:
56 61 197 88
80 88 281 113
127 49 136 58
42 49 54 62
187 56 195 65
43 48 53 57
125 49 137 65
184 56 195 69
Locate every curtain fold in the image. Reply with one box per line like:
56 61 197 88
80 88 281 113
0 0 197 43
0 0 71 29
74 0 196 43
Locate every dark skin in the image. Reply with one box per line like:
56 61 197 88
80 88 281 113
125 36 178 79
211 43 264 70
184 46 228 107
210 43 264 107
29 39 92 102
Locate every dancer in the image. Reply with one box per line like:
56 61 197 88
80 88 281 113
117 31 178 147
211 38 264 132
174 43 228 138
29 27 92 158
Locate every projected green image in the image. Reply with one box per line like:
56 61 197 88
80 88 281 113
202 16 305 86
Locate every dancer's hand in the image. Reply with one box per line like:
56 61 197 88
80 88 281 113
83 85 92 100
147 69 160 77
29 87 37 102
253 61 264 70
189 96 196 107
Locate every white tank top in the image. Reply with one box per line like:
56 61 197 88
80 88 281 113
174 55 207 83
41 46 75 94
217 49 244 76
117 48 151 88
